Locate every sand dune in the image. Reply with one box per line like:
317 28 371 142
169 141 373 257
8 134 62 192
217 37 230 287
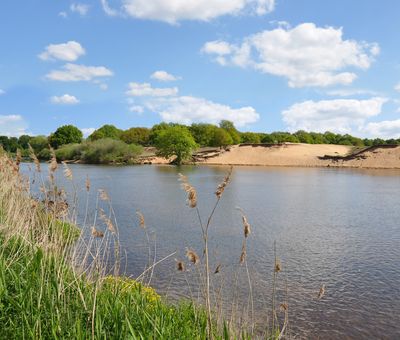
199 143 400 169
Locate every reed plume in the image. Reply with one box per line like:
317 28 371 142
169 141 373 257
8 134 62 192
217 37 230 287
28 144 41 172
136 211 146 229
178 173 197 208
215 166 233 198
186 249 200 265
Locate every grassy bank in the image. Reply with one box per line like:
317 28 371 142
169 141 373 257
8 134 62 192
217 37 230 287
0 152 220 339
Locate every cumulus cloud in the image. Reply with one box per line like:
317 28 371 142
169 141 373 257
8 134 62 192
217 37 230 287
106 0 275 24
282 97 387 134
143 96 259 127
81 127 96 137
203 23 379 88
126 82 178 97
150 70 180 82
39 41 85 62
363 119 400 139
0 115 28 137
70 3 90 16
46 63 113 82
50 94 80 105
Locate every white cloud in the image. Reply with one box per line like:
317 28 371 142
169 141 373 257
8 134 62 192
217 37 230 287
0 89 5 95
150 70 180 82
118 0 274 24
326 88 379 97
129 105 144 113
126 82 178 97
395 83 400 92
282 97 387 134
99 83 108 91
81 127 96 137
70 3 90 16
101 0 119 16
50 94 80 105
0 115 28 137
363 120 400 139
143 95 259 127
58 11 68 18
39 41 85 62
46 63 113 82
203 23 379 88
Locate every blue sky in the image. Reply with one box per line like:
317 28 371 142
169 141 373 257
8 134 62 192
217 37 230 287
1 0 400 138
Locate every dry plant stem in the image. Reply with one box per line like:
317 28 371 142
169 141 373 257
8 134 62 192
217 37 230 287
272 240 278 334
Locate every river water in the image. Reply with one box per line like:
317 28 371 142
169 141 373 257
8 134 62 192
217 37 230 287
22 164 400 339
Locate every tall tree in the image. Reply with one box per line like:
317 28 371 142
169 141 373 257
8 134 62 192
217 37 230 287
155 126 197 165
49 125 83 148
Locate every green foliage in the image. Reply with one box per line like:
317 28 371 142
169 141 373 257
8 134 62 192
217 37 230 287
0 136 19 152
219 120 241 144
189 123 218 147
29 136 49 153
18 135 32 149
49 125 83 148
240 132 261 144
155 126 197 165
55 143 83 161
81 138 142 164
211 128 233 147
120 127 150 145
89 125 123 141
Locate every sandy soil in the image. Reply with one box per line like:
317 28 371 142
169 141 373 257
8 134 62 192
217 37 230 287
141 143 400 169
200 143 400 169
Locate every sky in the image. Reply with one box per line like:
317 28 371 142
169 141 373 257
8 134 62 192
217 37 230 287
1 0 400 138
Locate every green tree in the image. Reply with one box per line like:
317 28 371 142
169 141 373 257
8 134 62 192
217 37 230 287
294 130 314 144
189 123 218 146
155 126 197 165
49 125 83 148
88 125 122 141
29 136 49 154
120 127 150 145
240 132 261 144
18 135 32 149
211 128 233 148
219 120 241 144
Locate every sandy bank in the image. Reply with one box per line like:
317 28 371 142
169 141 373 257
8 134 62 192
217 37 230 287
199 143 400 169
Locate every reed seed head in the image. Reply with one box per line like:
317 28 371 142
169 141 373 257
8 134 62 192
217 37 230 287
98 189 110 201
317 284 325 299
136 211 146 229
186 249 200 265
49 147 58 173
215 166 233 198
99 209 116 233
214 264 221 274
28 144 41 172
85 175 90 192
275 260 281 273
176 261 185 272
240 244 246 264
91 227 104 238
178 173 197 208
242 215 251 238
61 161 73 180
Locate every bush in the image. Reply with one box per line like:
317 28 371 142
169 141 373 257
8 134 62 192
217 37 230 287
55 143 83 161
81 138 142 164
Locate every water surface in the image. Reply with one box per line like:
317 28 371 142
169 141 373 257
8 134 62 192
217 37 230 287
22 164 400 339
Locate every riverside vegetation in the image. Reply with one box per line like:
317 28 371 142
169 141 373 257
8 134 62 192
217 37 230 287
1 121 400 166
0 146 297 339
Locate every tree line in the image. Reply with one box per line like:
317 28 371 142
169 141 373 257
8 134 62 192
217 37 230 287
1 121 399 164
